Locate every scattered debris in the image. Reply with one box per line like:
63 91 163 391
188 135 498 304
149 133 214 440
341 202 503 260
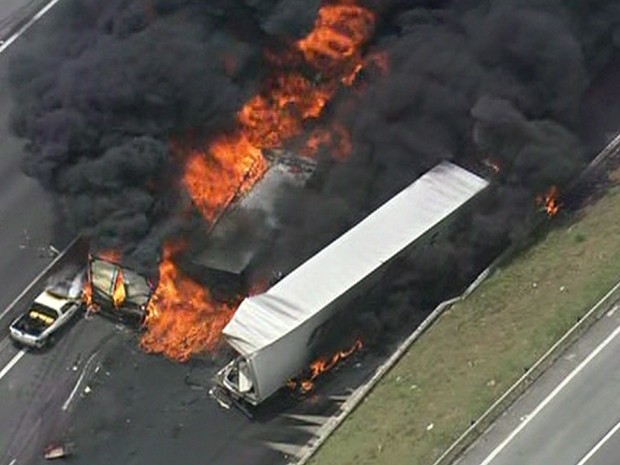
564 353 577 361
209 387 231 410
560 285 566 292
532 282 538 288
426 423 434 431
84 386 92 394
44 443 74 460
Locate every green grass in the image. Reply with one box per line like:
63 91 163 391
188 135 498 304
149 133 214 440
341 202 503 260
310 183 620 465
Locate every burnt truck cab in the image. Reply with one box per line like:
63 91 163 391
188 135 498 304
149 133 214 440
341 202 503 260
88 257 152 325
216 358 259 405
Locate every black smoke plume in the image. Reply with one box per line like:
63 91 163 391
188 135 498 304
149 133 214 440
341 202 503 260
9 0 620 343
9 0 319 273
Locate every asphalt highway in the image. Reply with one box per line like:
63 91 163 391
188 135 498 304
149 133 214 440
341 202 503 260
0 3 382 464
1 2 620 465
455 302 620 465
0 2 90 463
0 0 62 319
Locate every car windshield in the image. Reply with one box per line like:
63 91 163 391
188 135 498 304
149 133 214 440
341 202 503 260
14 304 58 336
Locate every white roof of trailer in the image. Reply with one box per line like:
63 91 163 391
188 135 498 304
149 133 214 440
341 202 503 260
222 162 489 355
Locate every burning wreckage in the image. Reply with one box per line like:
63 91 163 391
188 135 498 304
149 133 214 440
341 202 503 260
86 256 152 325
215 162 489 406
84 153 315 324
81 159 488 407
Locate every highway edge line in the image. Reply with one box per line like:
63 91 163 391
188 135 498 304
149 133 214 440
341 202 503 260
0 350 25 382
430 279 620 465
574 417 620 465
0 236 79 324
478 321 620 465
292 133 620 465
0 0 63 55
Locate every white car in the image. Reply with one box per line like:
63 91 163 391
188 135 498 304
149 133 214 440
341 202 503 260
9 290 83 349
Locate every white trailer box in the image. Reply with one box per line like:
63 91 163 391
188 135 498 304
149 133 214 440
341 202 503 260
218 162 489 405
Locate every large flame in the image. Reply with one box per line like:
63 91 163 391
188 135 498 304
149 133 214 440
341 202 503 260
183 134 267 222
143 1 377 361
182 0 376 221
140 244 237 361
112 269 126 309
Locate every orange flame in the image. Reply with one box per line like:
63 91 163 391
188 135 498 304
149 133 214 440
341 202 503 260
183 0 376 221
112 269 126 309
144 1 377 361
82 278 93 309
140 243 237 361
297 3 375 77
183 134 268 222
536 185 561 217
83 250 124 310
288 339 363 394
303 123 352 159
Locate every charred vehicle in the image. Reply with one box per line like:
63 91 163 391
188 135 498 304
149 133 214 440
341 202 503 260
87 257 152 325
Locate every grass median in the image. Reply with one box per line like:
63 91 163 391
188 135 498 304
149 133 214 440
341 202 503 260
310 179 620 465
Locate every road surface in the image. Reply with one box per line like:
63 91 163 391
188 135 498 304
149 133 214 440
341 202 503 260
1 2 620 465
0 0 64 320
0 4 386 464
454 302 620 465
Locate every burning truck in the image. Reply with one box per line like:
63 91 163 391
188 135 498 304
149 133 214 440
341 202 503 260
215 161 489 406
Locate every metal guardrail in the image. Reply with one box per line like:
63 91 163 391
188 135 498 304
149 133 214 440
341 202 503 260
431 279 620 465
429 132 620 465
294 134 620 465
293 262 495 465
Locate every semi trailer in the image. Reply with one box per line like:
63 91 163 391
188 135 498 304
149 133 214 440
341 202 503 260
216 161 489 405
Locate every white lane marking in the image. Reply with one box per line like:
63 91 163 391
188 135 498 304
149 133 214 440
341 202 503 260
575 418 620 465
61 351 98 411
0 237 78 324
0 350 25 382
479 323 620 465
8 459 17 465
0 0 63 55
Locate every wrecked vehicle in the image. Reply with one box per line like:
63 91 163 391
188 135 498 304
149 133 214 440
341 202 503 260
10 289 84 349
216 162 489 405
86 257 152 325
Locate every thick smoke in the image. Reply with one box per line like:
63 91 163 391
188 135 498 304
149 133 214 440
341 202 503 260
9 0 319 273
9 0 620 344
257 0 620 348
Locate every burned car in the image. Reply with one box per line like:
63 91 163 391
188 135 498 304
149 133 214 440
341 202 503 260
9 290 84 349
86 257 152 325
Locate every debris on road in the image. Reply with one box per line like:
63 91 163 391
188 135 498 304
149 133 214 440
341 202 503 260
44 443 74 459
